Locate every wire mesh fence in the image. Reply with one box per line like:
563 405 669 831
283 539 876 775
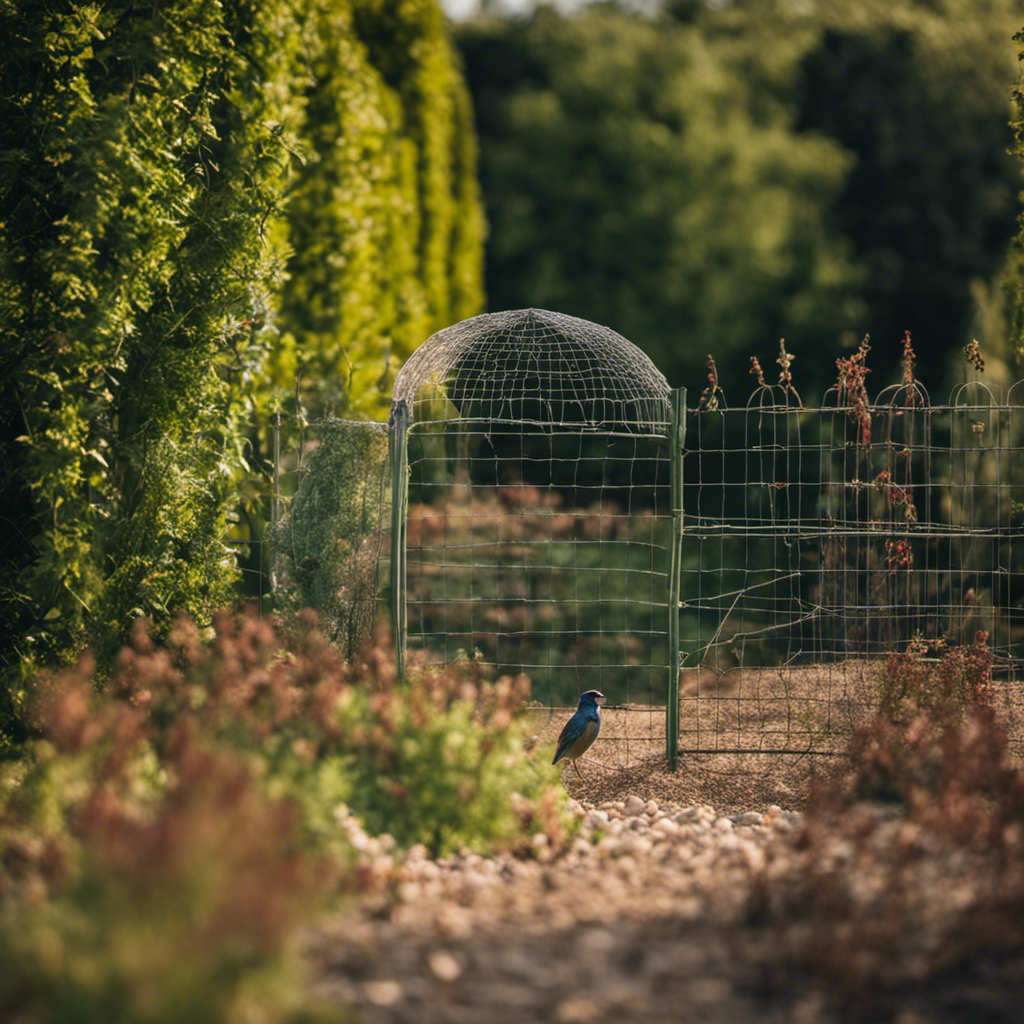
680 374 1024 757
262 417 391 657
388 310 676 747
250 318 1024 769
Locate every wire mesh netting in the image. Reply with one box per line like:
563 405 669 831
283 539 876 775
260 317 1024 770
680 377 1024 756
389 309 675 731
269 418 390 657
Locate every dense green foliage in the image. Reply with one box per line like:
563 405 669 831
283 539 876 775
0 0 483 731
458 0 1022 397
794 0 1022 389
269 0 485 421
271 420 390 656
0 1 290 734
458 3 861 397
0 611 569 1021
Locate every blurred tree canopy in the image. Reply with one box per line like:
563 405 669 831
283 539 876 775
457 0 1023 398
0 0 482 730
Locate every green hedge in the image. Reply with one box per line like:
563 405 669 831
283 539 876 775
268 0 484 422
0 0 484 742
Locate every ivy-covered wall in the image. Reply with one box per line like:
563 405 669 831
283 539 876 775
0 0 484 735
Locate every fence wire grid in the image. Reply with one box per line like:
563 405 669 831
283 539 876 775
679 378 1024 758
253 322 1024 768
386 309 676 766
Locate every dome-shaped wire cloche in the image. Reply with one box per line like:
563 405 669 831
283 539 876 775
391 308 671 434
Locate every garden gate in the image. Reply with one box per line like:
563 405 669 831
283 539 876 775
387 309 687 766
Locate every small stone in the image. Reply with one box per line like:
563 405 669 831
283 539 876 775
348 830 370 851
732 811 764 826
578 926 617 954
713 816 734 831
428 951 463 982
363 980 402 1006
676 896 703 920
629 836 653 857
604 836 634 858
623 795 646 817
434 904 473 939
645 799 660 816
557 997 601 1022
653 817 679 837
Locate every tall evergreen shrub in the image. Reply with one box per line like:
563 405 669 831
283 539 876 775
0 0 485 742
0 2 297 730
267 0 485 422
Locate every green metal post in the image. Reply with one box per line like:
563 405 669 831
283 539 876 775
667 388 686 769
389 403 409 679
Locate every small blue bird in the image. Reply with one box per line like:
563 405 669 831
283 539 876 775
553 690 605 779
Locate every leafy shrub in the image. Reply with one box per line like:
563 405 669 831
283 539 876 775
334 642 569 855
135 608 568 857
859 630 993 803
877 631 992 727
0 607 568 1020
1 670 329 1023
749 632 1024 1006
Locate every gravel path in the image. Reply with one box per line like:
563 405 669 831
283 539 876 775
306 790 1024 1024
307 797 816 1024
300 676 1024 1023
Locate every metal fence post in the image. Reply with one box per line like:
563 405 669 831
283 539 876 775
667 387 686 769
389 402 409 680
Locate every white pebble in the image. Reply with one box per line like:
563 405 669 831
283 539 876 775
732 811 764 827
363 980 402 1006
653 817 680 838
623 795 646 817
428 951 463 982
